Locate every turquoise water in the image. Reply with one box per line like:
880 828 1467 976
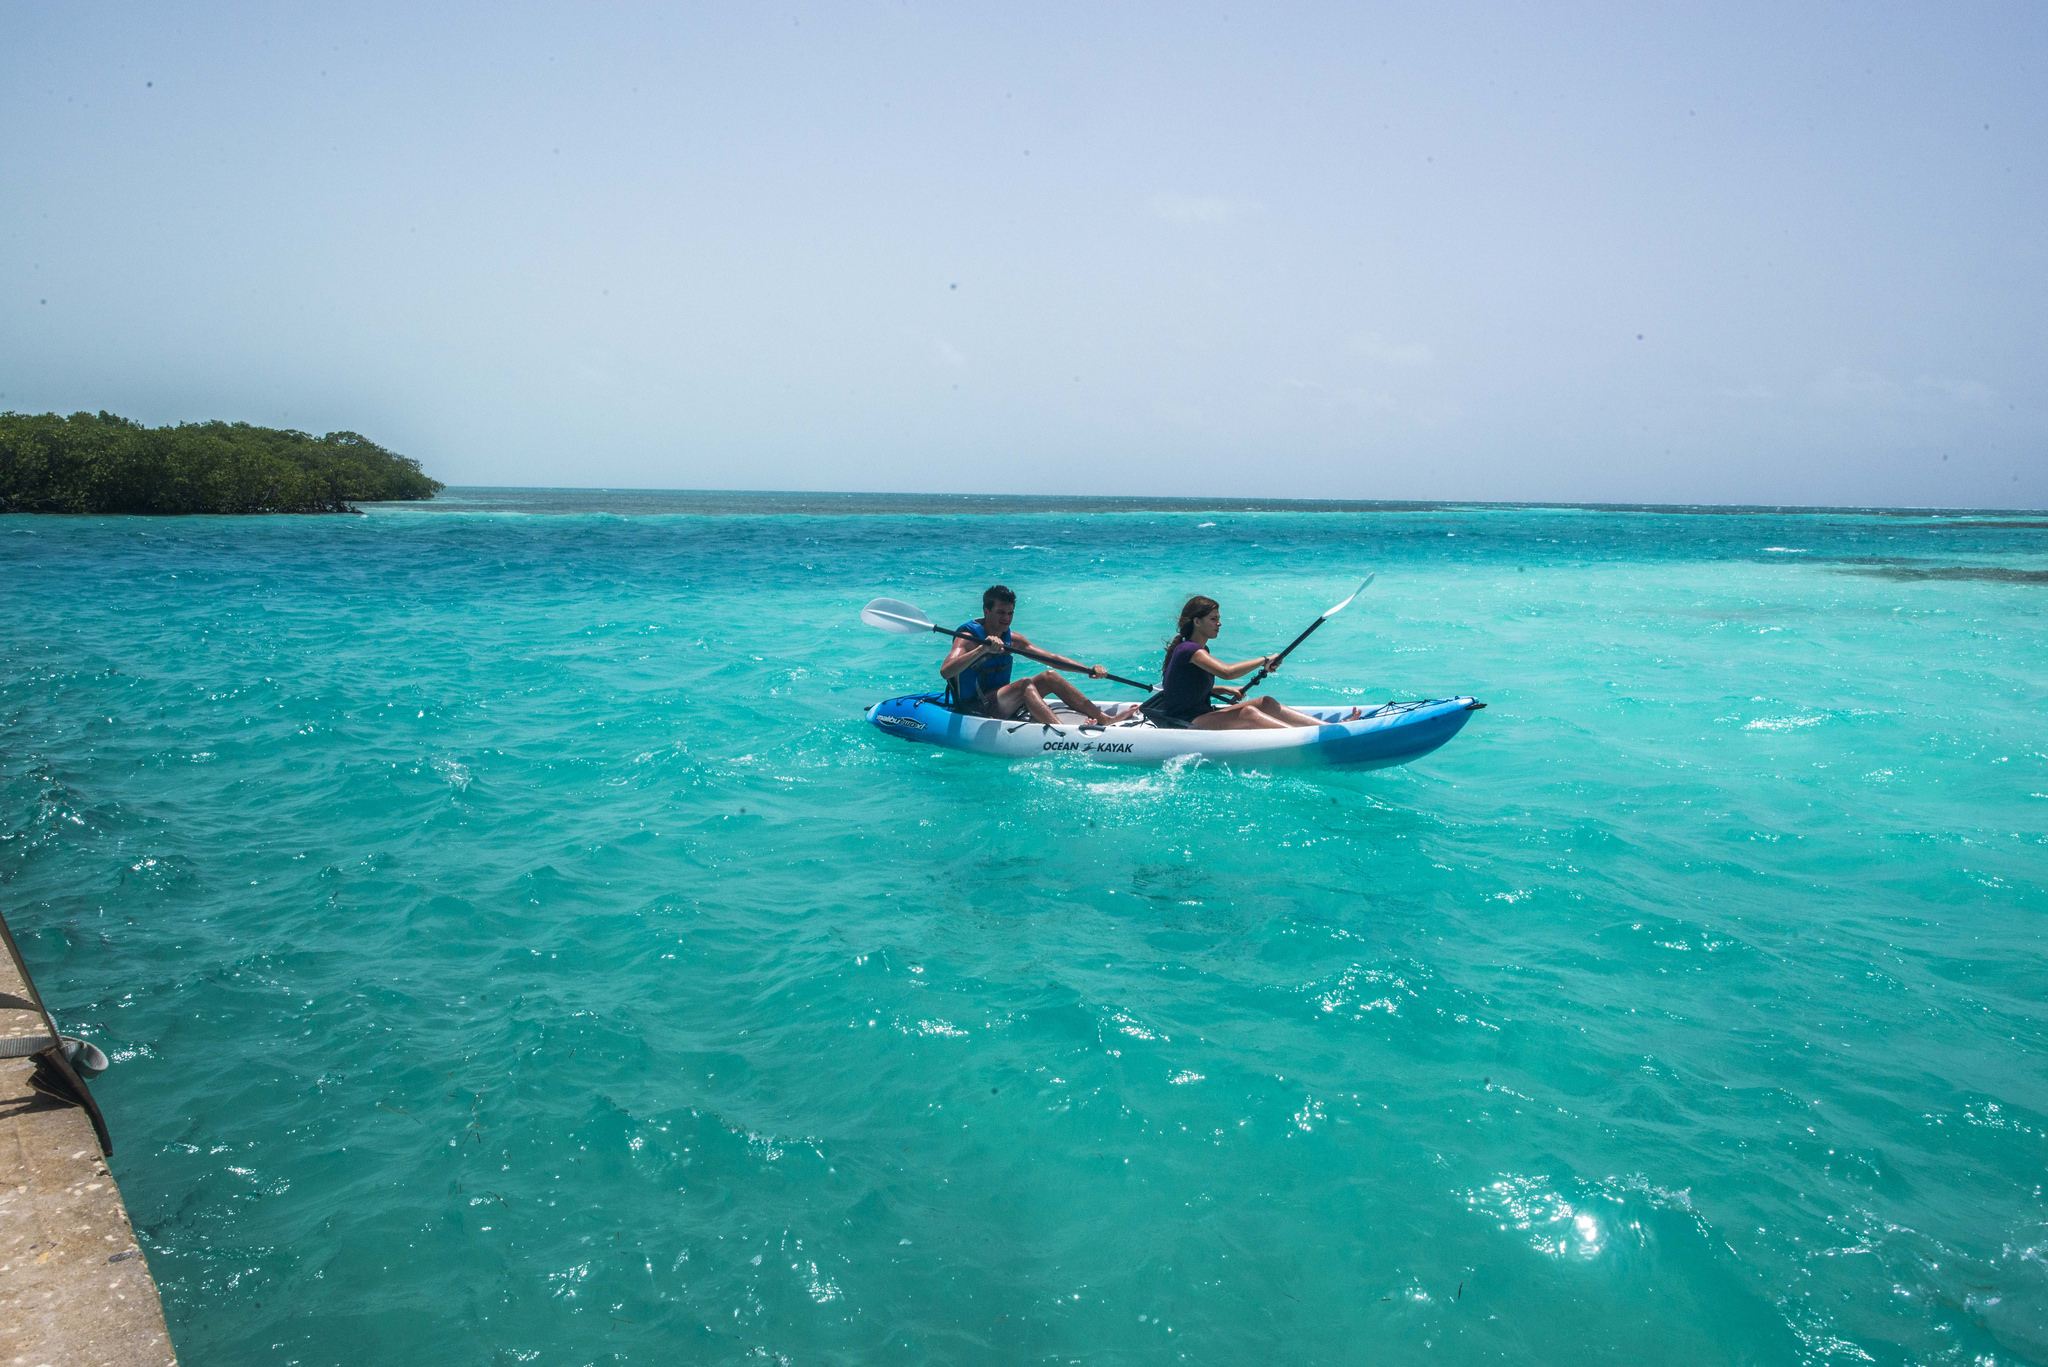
2 492 2044 1365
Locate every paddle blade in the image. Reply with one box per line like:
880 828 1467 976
1321 573 1374 619
861 598 936 634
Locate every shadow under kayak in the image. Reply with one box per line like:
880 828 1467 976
863 695 1484 768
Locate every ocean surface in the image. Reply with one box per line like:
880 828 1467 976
2 490 2043 1366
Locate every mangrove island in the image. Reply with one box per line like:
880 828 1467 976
0 410 442 515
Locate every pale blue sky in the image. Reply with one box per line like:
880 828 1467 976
5 2 2044 505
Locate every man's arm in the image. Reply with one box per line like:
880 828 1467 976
1009 634 1105 680
940 632 999 680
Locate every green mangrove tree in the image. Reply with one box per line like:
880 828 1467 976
0 410 444 514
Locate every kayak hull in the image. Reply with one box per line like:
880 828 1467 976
863 695 1482 769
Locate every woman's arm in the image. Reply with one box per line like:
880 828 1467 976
1188 648 1275 681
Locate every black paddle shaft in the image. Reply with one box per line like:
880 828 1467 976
1238 615 1329 693
931 624 1154 692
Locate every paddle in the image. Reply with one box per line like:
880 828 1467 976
860 598 1156 692
1235 574 1374 693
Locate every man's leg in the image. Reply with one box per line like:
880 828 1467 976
985 676 1062 724
1030 670 1114 723
985 671 1111 724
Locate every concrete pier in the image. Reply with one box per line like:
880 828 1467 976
1 949 178 1366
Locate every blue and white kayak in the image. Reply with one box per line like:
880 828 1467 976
863 695 1484 768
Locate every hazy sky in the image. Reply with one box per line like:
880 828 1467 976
6 3 2044 505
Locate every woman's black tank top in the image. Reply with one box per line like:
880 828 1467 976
1150 640 1214 720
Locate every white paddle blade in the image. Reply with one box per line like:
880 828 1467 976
1321 573 1374 619
861 597 937 634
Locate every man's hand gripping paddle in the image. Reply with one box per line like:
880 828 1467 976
860 598 1154 692
1237 574 1374 693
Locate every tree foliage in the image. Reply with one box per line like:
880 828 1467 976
0 411 444 514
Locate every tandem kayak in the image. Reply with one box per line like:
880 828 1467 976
863 695 1484 768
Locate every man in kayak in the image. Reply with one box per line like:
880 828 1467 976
941 585 1121 725
1141 595 1357 728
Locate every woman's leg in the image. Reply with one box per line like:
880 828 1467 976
1249 696 1340 727
1190 701 1290 730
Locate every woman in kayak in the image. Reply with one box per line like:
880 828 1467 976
1140 596 1352 729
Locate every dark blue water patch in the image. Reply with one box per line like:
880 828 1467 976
1819 558 2048 585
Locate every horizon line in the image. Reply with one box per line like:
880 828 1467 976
417 487 2048 519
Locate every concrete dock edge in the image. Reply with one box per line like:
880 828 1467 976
1 948 178 1366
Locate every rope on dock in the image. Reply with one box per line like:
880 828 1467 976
0 906 114 1156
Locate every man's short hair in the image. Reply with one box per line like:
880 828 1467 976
983 584 1017 610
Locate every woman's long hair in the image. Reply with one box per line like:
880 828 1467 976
1163 595 1219 681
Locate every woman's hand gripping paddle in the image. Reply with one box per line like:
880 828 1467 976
860 598 1155 691
1237 574 1374 693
